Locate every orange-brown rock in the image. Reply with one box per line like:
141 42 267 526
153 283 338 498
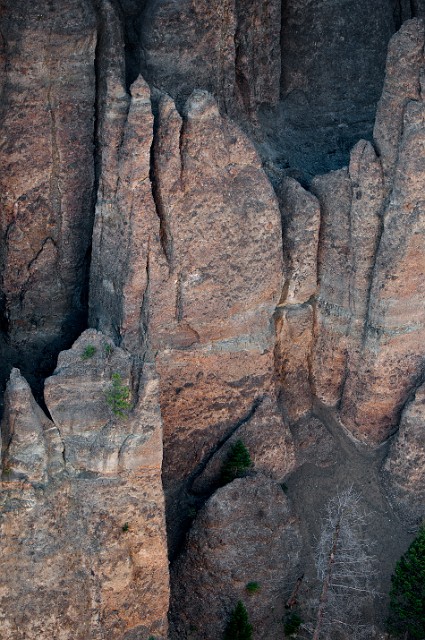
0 330 170 639
274 304 314 422
152 90 285 489
311 168 352 406
170 475 301 640
310 139 385 437
340 98 425 442
191 396 296 496
278 177 320 306
89 74 289 549
0 0 97 387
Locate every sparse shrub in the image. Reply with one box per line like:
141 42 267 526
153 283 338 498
104 343 113 356
106 373 132 418
220 440 252 485
81 344 96 360
245 581 261 594
284 612 302 636
388 526 425 639
224 601 253 640
122 522 129 532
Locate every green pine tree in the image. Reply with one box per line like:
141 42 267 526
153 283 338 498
224 601 253 640
388 526 425 639
220 440 252 485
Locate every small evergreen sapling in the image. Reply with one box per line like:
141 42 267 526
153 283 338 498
388 526 425 639
81 344 96 360
106 373 132 418
224 601 253 640
220 440 252 485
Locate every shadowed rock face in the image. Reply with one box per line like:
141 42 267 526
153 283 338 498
170 475 302 640
138 0 281 121
0 0 97 397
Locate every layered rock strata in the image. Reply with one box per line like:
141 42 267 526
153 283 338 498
339 20 425 442
0 330 169 640
308 20 425 444
274 177 320 423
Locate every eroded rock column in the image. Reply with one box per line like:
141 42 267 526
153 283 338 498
0 330 169 640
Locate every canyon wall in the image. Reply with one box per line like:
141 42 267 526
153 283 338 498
0 1 424 639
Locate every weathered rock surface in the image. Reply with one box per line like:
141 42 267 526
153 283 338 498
278 177 320 306
312 140 384 412
1 5 425 640
0 330 169 639
260 0 406 179
191 396 296 496
0 368 60 483
373 19 425 193
153 90 285 488
339 52 425 441
90 69 290 549
311 168 353 406
291 414 337 469
337 24 425 443
0 0 97 389
138 0 281 123
261 21 425 450
275 304 314 423
170 475 301 640
383 382 425 522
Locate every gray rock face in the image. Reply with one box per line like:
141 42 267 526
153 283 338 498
384 382 425 522
0 330 170 640
170 475 301 640
260 0 406 179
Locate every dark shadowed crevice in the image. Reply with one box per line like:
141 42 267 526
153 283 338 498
149 106 174 269
114 0 149 89
258 0 409 184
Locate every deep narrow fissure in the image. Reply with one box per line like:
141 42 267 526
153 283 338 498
149 105 174 269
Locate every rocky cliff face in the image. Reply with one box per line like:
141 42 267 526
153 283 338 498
0 1 424 639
